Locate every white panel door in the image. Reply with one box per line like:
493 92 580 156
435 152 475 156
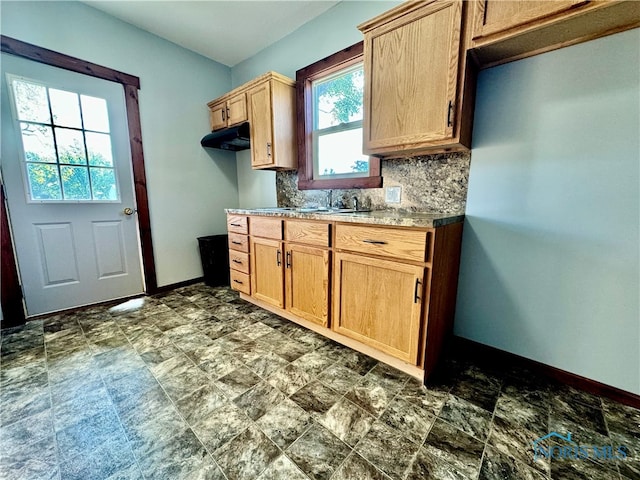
1 54 144 316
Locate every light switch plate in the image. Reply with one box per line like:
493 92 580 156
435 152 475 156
385 186 401 204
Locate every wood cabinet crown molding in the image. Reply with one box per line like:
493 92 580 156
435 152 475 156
206 71 294 110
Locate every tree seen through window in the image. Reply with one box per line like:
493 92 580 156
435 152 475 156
10 77 118 201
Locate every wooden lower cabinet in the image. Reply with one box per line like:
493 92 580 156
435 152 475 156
228 213 463 381
250 237 284 308
332 252 425 364
285 244 330 327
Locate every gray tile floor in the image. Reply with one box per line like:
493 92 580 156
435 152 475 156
1 283 638 480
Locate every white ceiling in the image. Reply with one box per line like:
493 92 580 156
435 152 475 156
84 1 341 67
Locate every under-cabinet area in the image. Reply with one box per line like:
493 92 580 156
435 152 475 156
226 210 464 381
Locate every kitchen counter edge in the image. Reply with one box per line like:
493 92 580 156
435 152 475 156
225 208 465 228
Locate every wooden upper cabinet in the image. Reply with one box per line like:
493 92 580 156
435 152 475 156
206 72 297 170
474 0 587 41
209 101 227 131
470 0 640 67
227 92 247 126
359 0 475 157
248 82 273 168
248 73 297 170
208 92 248 132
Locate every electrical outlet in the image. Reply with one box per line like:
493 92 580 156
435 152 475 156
385 186 401 204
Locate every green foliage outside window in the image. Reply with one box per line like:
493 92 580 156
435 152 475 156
12 78 118 201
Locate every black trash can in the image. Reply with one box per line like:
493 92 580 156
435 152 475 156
197 235 230 287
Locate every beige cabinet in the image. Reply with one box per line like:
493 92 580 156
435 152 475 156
283 220 331 327
248 75 297 170
227 215 250 295
249 217 283 308
207 72 297 170
285 244 330 327
333 252 424 364
473 1 586 41
359 0 475 157
470 0 640 67
247 217 330 320
226 212 464 381
251 236 284 308
208 92 247 131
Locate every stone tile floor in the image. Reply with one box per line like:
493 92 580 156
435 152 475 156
0 283 638 480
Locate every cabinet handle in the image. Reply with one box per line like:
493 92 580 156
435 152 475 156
362 239 387 245
231 241 242 245
233 279 243 285
447 100 454 127
230 223 242 227
267 142 272 157
222 108 226 122
285 251 291 269
232 259 242 264
414 278 422 303
226 107 230 120
276 250 282 266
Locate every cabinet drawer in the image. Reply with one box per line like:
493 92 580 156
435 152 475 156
335 224 427 262
229 250 250 274
250 216 282 239
285 220 329 247
230 270 251 295
228 233 249 253
227 215 248 234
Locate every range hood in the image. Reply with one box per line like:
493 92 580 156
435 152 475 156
200 122 250 151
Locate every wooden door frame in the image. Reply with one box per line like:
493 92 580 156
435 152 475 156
0 35 158 325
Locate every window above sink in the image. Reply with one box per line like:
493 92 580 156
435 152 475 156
296 42 382 191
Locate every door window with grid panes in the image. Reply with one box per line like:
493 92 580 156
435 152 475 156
8 75 119 202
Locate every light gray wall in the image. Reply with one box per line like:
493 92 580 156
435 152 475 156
231 0 401 209
1 1 239 287
456 29 640 394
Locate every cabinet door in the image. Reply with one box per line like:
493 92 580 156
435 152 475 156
227 92 248 127
473 0 588 41
248 82 274 168
332 252 424 364
209 100 227 131
285 244 330 327
251 237 283 308
364 0 463 152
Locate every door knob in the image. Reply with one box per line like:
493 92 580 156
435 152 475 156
123 207 136 216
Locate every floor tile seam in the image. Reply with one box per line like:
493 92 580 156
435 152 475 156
41 332 62 480
327 448 387 480
473 390 498 480
92 337 156 480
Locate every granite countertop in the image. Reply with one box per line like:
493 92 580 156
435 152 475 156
225 207 464 228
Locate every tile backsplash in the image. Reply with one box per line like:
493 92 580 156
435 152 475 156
276 152 471 213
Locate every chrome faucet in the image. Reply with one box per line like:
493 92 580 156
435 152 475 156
327 190 333 209
352 196 358 211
